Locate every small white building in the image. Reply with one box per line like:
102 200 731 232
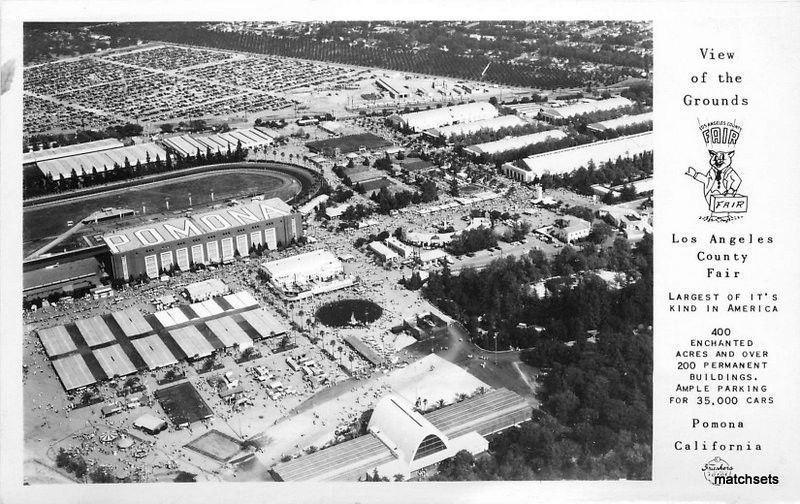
552 217 591 243
369 241 400 263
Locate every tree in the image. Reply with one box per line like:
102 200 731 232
90 465 116 483
589 221 614 244
449 177 459 196
174 471 197 482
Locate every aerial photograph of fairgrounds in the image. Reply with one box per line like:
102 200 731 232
21 21 653 484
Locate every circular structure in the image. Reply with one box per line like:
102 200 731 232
315 299 383 328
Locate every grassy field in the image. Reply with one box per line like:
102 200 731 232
305 133 393 156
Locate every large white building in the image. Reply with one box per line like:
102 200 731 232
587 112 653 133
271 389 531 481
425 115 525 140
162 127 274 157
465 129 568 157
501 132 652 182
261 249 343 287
389 102 498 132
33 142 168 180
540 96 633 121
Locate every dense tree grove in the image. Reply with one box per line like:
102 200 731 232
90 22 649 89
447 227 498 255
425 233 652 480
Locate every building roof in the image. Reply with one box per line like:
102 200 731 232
133 413 167 431
424 388 531 438
102 198 293 254
162 127 274 157
184 279 229 301
36 142 167 179
204 316 253 349
540 96 633 119
130 335 178 370
517 132 652 178
23 257 102 294
587 112 653 132
273 430 394 482
343 334 384 366
93 344 137 377
271 388 529 482
466 129 568 156
368 394 448 464
504 102 544 117
38 325 77 358
611 176 653 194
418 248 449 263
555 217 592 235
239 308 288 338
397 102 498 131
262 249 342 279
23 138 125 165
427 115 526 139
368 241 399 261
52 354 96 390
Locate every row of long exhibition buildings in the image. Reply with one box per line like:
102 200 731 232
22 127 275 181
102 198 302 281
271 389 532 482
501 132 653 183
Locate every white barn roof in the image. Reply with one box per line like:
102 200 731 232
587 112 653 132
541 96 633 119
36 142 167 179
397 102 498 131
23 138 125 165
466 129 568 156
518 132 652 178
428 115 525 138
262 249 342 281
163 127 274 157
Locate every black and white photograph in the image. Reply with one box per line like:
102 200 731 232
1 2 798 503
18 19 654 484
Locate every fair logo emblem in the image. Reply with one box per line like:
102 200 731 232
685 120 748 222
702 456 734 485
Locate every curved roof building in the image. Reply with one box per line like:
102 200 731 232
270 388 532 481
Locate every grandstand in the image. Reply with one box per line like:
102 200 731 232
388 102 498 132
32 142 169 180
424 115 525 140
23 138 125 165
587 112 653 133
464 129 568 157
501 132 652 182
539 96 633 121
